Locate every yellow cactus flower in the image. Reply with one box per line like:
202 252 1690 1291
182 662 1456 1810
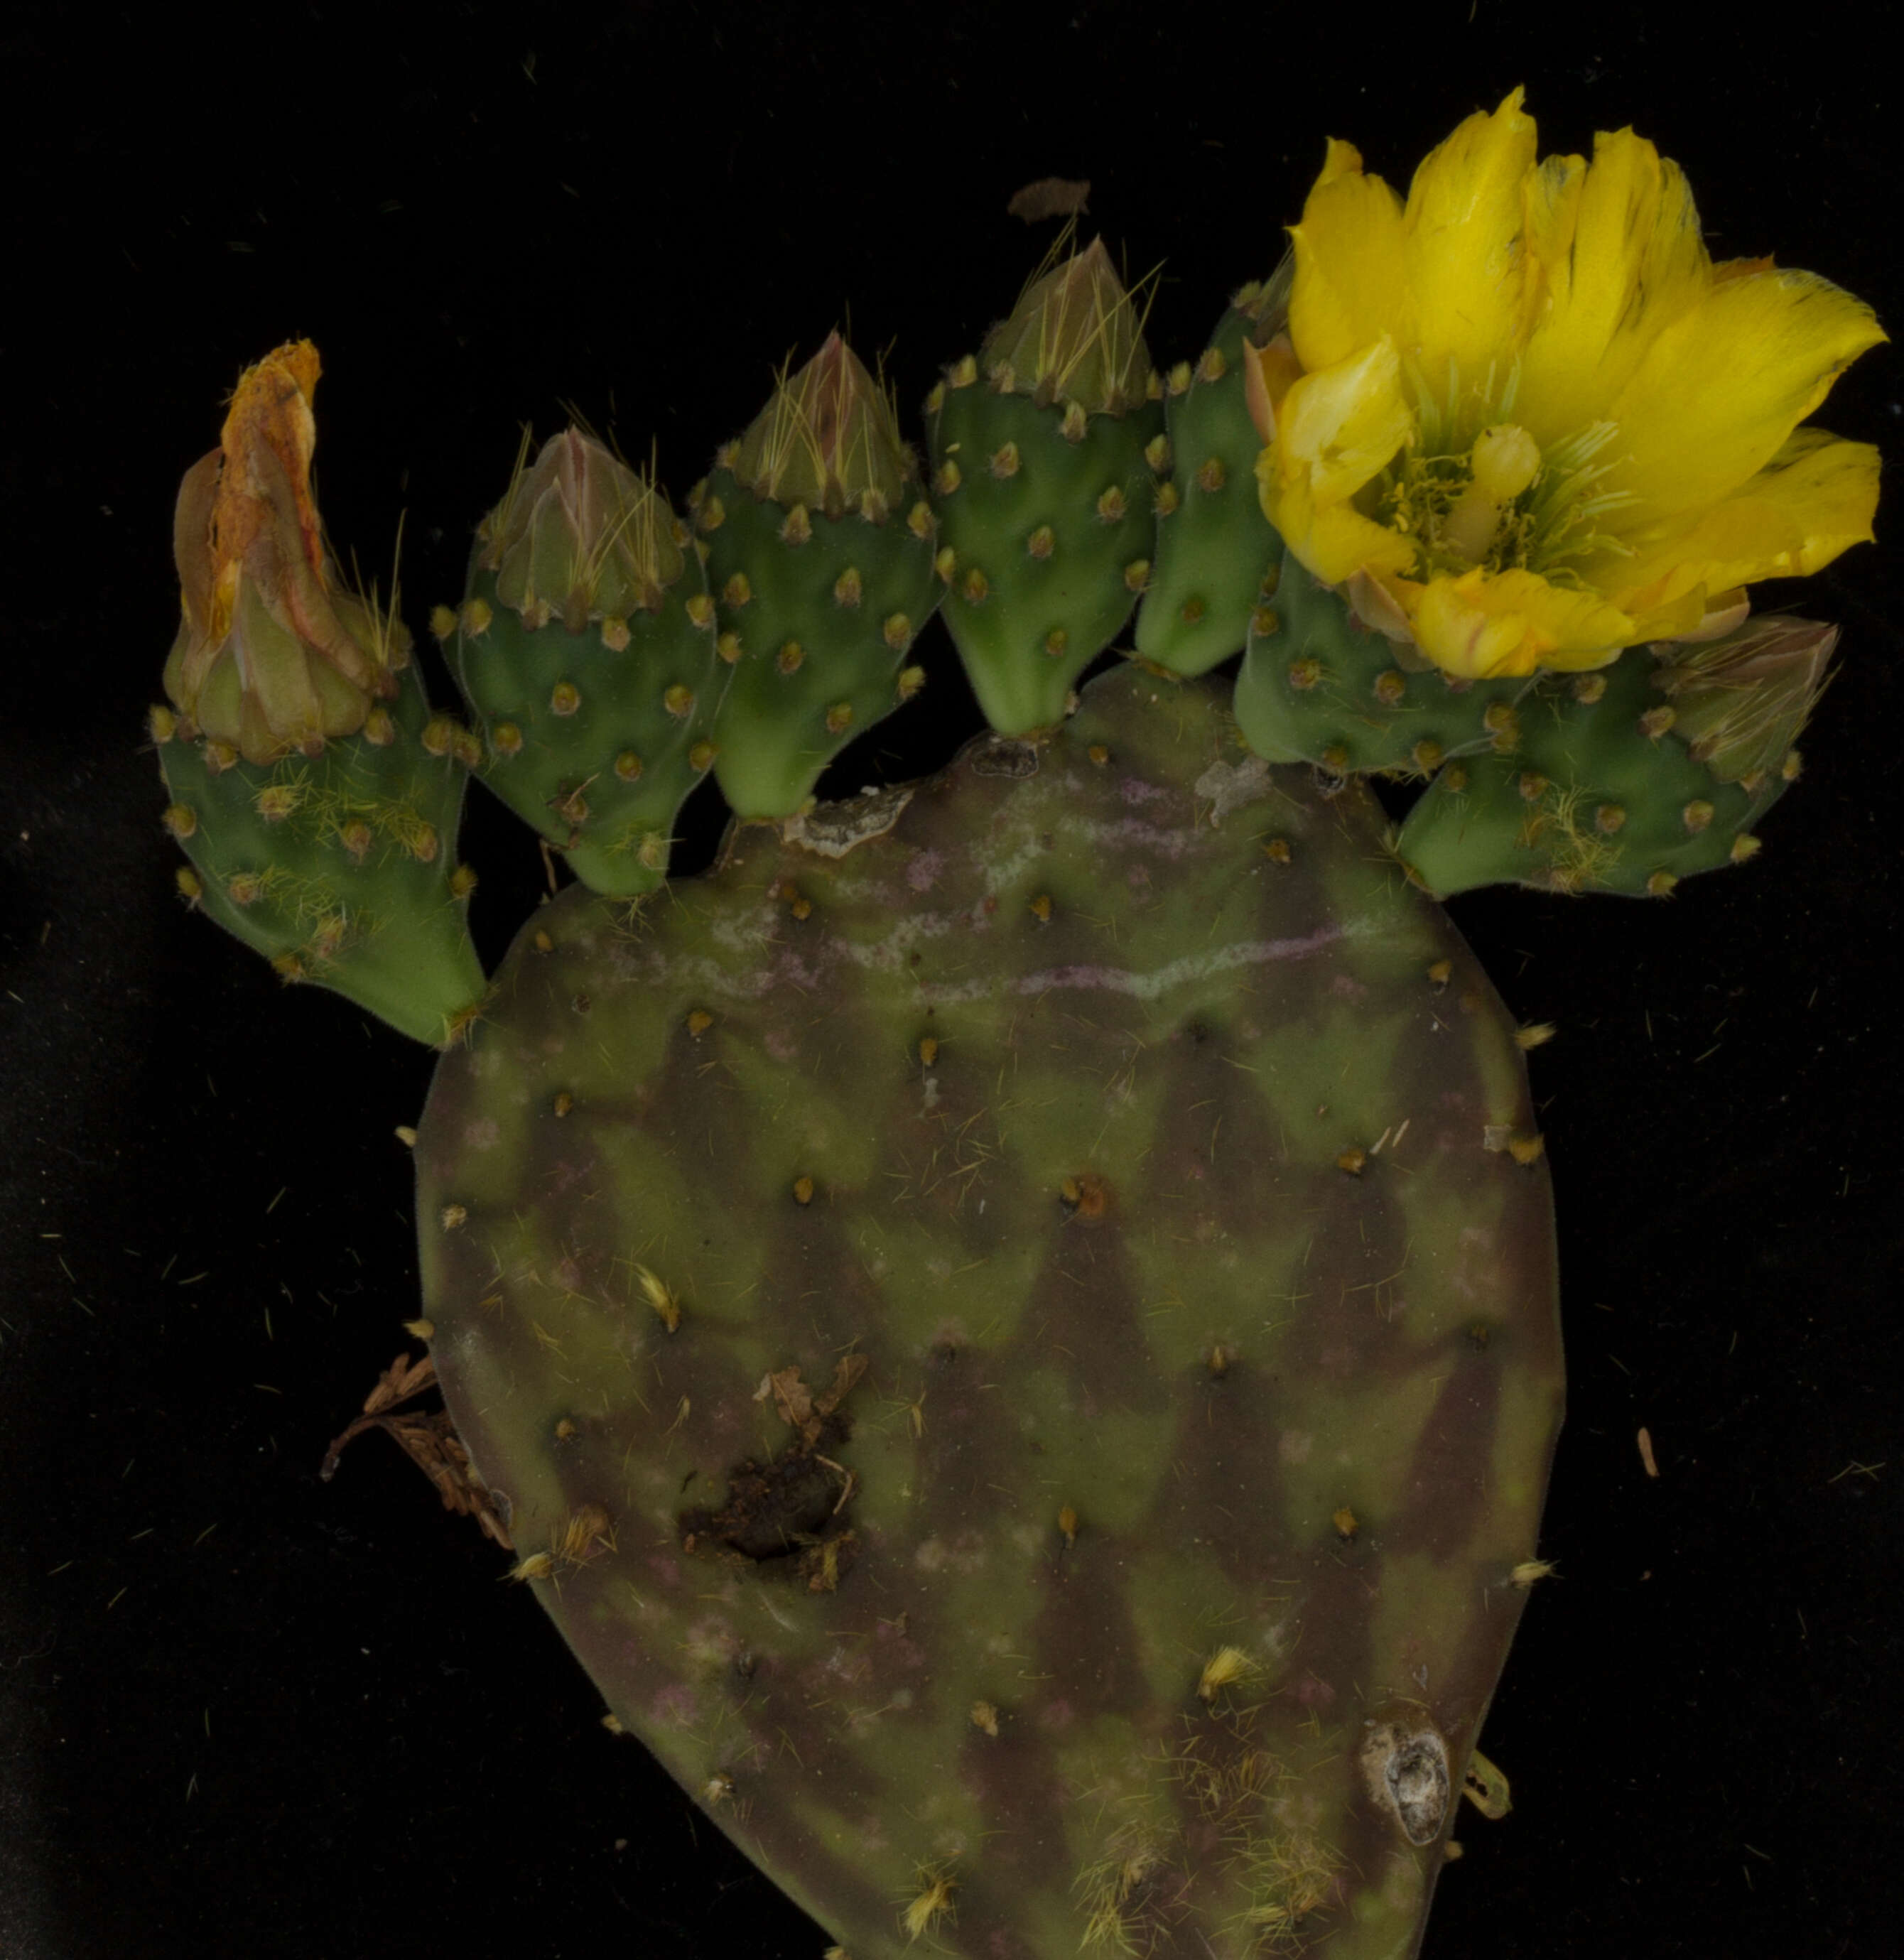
1246 90 1886 678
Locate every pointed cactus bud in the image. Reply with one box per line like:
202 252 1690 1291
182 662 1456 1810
730 331 912 521
453 431 726 896
479 429 683 630
163 341 401 764
702 337 941 817
981 235 1154 415
1652 614 1835 784
928 237 1164 732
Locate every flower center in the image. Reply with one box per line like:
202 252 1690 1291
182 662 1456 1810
1441 424 1542 558
1377 422 1542 574
1370 416 1626 588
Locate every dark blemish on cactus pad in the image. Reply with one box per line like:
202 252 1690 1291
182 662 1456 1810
1058 1171 1111 1221
1361 1722 1451 1846
678 1441 856 1566
779 784 914 857
970 737 1040 779
678 1377 858 1569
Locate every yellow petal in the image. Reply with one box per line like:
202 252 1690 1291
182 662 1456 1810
1401 88 1539 410
1410 567 1635 678
1511 149 1584 370
1606 265 1888 519
1520 150 1584 300
1711 253 1775 288
1287 160 1409 374
1274 335 1414 503
1314 137 1366 189
1257 450 1417 588
1597 427 1883 620
1516 128 1710 446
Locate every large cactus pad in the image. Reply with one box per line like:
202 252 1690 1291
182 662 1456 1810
415 665 1562 1959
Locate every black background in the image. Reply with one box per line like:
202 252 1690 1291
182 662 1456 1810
3 4 1898 1956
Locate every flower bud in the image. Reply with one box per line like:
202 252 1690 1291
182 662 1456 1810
730 331 912 521
1652 614 1836 783
477 429 686 631
981 236 1154 416
164 342 400 764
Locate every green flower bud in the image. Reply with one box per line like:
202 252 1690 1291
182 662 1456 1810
1653 614 1836 784
730 332 914 522
477 428 686 631
980 235 1155 416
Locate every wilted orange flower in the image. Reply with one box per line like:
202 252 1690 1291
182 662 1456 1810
166 342 399 760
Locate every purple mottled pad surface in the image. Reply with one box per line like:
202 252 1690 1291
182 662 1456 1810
415 664 1561 1959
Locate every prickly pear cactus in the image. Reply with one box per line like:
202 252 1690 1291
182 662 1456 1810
148 78 1883 1960
415 663 1560 1959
